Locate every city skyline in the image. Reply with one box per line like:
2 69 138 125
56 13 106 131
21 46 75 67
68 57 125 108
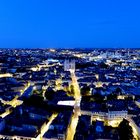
0 48 140 139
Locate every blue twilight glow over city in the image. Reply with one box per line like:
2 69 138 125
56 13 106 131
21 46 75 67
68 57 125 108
0 0 140 48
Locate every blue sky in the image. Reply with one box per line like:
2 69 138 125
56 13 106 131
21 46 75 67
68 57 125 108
0 0 140 48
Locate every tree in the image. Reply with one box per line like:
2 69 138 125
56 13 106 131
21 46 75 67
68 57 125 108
93 93 104 103
107 93 117 100
45 87 55 100
118 119 134 140
81 85 91 96
99 62 108 69
24 94 44 107
115 87 122 94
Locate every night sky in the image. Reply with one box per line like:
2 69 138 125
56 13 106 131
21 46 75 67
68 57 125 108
0 0 140 48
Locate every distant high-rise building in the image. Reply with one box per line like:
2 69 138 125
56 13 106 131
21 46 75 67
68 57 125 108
128 50 130 56
64 59 75 72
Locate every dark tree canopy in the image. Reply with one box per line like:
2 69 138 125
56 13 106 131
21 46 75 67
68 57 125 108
24 94 44 107
81 85 91 96
99 62 109 69
107 93 117 100
118 119 134 140
45 87 56 100
93 93 104 103
115 87 122 94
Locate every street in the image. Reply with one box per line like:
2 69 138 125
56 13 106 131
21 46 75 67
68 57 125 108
66 70 81 140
